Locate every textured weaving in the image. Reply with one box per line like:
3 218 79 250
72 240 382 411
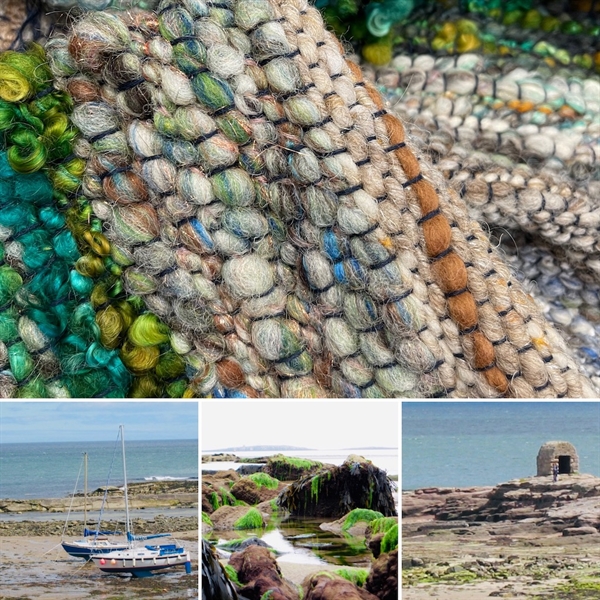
39 0 596 397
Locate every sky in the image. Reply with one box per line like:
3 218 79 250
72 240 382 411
0 401 198 443
202 401 399 451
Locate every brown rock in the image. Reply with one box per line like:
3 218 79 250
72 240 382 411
365 549 398 600
302 573 379 600
229 545 299 600
231 477 280 505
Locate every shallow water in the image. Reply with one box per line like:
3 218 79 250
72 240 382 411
206 515 373 568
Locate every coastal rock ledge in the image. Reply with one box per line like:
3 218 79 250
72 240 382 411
403 473 600 529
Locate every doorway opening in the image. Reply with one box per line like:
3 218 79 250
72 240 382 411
558 455 571 475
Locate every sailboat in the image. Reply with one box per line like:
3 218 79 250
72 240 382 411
90 425 192 578
61 451 130 559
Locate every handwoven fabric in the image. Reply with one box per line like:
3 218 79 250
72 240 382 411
39 0 596 397
0 0 597 397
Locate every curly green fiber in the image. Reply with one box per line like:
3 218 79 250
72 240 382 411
0 43 192 398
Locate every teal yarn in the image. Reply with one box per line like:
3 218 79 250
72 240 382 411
0 151 131 397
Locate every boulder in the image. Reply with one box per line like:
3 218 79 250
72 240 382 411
203 471 240 514
231 477 281 505
365 549 398 600
262 454 324 482
229 545 299 600
210 505 266 531
302 573 379 600
278 455 397 519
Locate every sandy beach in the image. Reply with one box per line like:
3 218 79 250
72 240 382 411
0 482 199 599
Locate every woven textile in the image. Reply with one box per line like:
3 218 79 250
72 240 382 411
34 0 593 398
0 0 597 397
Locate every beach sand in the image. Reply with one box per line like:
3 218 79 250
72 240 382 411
0 483 200 600
0 532 198 600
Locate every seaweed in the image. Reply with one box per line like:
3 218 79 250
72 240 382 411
263 454 323 481
333 567 369 587
202 511 213 526
224 564 241 586
370 516 398 535
342 508 384 531
233 507 264 530
248 472 279 490
380 523 398 553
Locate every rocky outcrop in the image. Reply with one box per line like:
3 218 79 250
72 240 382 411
228 545 299 600
262 455 324 482
278 455 397 519
202 471 240 514
404 474 600 534
0 480 198 513
302 573 379 600
365 549 398 600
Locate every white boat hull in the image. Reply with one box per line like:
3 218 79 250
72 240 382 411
91 545 191 577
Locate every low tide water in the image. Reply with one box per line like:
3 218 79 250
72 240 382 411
0 439 198 499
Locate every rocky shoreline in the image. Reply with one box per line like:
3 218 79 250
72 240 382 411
0 479 198 514
203 454 398 600
403 474 600 600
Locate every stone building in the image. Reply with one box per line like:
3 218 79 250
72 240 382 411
536 441 579 476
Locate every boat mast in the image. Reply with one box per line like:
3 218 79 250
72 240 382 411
83 452 88 530
120 425 131 541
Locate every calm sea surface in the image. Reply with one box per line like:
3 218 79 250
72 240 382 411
202 448 398 477
403 402 600 490
0 439 198 499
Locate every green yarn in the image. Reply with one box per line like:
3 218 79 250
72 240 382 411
128 313 171 347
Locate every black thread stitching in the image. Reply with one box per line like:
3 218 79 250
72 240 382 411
417 208 440 224
89 128 119 143
118 78 145 92
403 173 423 188
445 287 468 298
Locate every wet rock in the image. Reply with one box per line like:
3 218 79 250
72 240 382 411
203 471 239 514
230 477 281 506
365 549 398 600
302 573 379 600
278 455 397 519
262 454 325 482
229 545 299 600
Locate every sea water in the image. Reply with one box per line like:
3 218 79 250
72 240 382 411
202 448 398 478
0 439 198 499
403 402 600 490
